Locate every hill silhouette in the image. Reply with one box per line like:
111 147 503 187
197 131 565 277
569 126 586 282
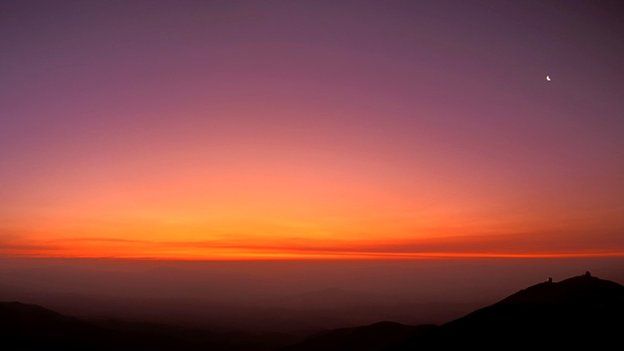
398 272 624 349
282 321 435 351
285 272 624 350
0 301 294 350
2 273 623 350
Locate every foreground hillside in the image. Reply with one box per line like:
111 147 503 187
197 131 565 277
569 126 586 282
403 272 623 349
0 301 293 351
2 273 622 350
287 272 624 350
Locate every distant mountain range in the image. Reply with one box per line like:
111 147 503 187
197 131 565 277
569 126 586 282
2 272 623 350
0 301 294 350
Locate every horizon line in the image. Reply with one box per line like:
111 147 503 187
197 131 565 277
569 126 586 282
2 250 624 262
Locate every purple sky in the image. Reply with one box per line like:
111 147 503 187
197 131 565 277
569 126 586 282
1 1 623 260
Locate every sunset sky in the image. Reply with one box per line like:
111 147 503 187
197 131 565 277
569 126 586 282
1 0 623 260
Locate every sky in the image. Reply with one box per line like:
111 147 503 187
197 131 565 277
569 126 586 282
1 0 623 260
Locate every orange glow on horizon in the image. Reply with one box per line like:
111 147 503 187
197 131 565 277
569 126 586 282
4 249 624 261
3 233 624 261
3 148 622 262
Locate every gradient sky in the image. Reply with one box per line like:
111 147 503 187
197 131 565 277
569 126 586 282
1 0 623 260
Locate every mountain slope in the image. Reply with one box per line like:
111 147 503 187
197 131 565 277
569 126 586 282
282 321 435 351
400 272 624 349
0 301 201 350
3 273 623 350
0 301 293 351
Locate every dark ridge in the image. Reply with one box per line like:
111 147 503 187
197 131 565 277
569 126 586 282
0 301 295 351
498 272 624 305
282 321 436 351
397 273 624 350
3 273 623 350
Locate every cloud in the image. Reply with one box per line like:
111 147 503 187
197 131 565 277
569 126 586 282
2 230 624 260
